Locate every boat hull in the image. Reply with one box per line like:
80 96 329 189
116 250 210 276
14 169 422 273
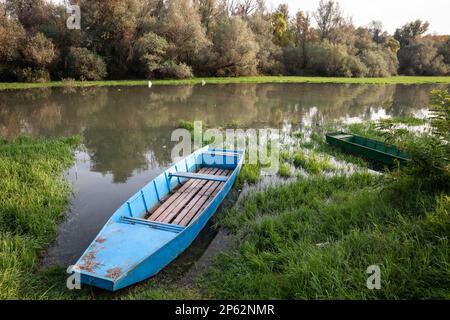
73 146 244 291
326 132 409 166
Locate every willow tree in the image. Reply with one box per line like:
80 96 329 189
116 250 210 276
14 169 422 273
158 0 210 66
213 16 259 76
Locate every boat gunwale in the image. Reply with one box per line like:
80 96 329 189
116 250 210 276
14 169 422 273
326 132 410 162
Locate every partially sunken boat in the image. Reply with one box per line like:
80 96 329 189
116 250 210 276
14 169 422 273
326 132 409 166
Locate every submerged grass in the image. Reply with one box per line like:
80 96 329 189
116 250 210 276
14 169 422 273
0 136 79 299
1 76 449 91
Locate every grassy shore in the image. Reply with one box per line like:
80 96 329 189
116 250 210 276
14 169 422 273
1 117 448 299
0 136 79 299
10 118 447 300
0 76 450 91
203 119 449 299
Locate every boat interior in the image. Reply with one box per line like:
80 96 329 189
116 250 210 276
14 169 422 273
145 166 232 227
334 133 406 157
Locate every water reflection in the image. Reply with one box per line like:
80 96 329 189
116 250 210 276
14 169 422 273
0 84 445 182
1 83 446 265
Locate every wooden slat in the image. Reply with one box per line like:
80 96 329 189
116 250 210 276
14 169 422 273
182 170 233 226
172 169 225 226
156 168 220 224
176 195 210 227
176 170 231 226
147 167 211 221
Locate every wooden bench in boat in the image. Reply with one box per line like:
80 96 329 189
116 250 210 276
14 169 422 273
147 167 232 227
169 172 228 182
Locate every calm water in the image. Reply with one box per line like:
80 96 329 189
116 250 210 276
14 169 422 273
0 83 445 266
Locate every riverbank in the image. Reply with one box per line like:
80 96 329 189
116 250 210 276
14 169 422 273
11 115 448 300
0 136 79 299
1 76 450 91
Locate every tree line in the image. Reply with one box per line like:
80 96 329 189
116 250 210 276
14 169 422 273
0 0 449 82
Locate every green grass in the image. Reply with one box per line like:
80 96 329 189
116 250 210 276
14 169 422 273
3 117 448 300
0 136 79 299
207 174 449 299
1 76 449 91
279 163 292 178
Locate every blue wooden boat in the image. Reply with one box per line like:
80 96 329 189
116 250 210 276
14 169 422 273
71 146 244 291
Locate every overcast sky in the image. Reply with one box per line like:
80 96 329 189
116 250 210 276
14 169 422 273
268 0 449 34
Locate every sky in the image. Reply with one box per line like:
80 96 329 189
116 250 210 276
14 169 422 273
51 0 449 35
268 0 450 34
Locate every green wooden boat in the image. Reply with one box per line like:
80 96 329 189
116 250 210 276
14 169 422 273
326 132 410 166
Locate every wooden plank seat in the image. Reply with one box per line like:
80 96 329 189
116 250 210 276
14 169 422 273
147 167 231 227
203 151 241 157
169 172 228 182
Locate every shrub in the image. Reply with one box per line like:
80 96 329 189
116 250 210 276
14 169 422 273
213 17 259 76
359 50 390 77
307 41 349 77
67 47 107 81
160 60 193 79
23 33 56 68
13 67 50 82
398 39 449 76
282 46 304 75
343 55 368 77
133 32 168 77
378 90 449 190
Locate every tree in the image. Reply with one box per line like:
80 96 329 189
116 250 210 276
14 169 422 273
81 0 142 78
5 0 46 32
194 0 220 37
272 4 289 47
248 10 283 74
23 32 55 68
291 11 316 68
367 21 384 44
438 38 450 65
158 0 210 66
133 32 168 78
314 0 343 42
67 47 107 80
213 16 259 76
0 6 25 64
0 5 26 80
398 39 448 75
394 20 429 47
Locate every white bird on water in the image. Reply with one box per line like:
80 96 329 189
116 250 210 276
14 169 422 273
148 81 152 89
201 80 206 86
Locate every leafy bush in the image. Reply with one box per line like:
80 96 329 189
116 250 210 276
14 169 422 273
133 32 168 78
13 67 50 82
160 60 193 79
23 33 56 68
67 47 107 81
282 46 305 75
378 90 449 190
398 39 449 76
213 17 259 76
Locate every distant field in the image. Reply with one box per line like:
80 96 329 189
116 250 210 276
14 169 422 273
1 76 449 91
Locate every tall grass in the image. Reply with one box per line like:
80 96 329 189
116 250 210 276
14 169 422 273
207 173 449 299
0 136 79 299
